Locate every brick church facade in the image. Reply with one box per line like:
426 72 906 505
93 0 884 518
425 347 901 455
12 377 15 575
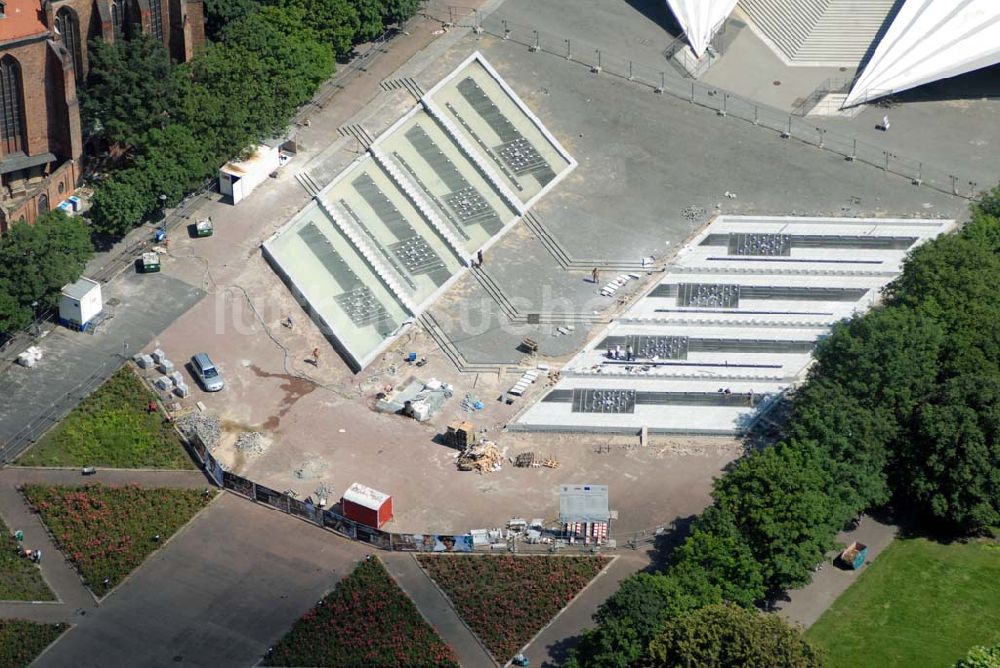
0 0 204 233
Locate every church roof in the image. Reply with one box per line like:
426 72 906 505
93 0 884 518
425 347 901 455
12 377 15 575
844 0 1000 106
0 0 48 44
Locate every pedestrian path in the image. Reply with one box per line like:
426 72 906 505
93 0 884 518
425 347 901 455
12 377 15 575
519 553 647 667
0 475 96 621
383 553 498 667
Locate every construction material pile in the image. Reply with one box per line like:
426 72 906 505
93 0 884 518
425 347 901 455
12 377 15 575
457 441 503 474
176 413 222 450
235 432 268 456
513 451 559 469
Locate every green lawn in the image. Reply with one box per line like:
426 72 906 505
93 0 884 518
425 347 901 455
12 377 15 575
17 367 194 469
0 620 66 667
0 517 53 601
807 537 1000 668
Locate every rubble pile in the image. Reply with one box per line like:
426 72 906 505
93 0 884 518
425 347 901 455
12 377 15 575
235 432 268 457
176 413 221 450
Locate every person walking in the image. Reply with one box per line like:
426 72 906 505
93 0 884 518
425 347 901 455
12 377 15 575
626 344 634 361
476 249 484 267
312 347 320 367
591 267 600 284
882 114 890 131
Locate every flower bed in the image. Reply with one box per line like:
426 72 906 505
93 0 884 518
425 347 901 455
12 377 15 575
416 554 610 662
0 516 54 601
22 483 214 597
18 367 195 469
0 620 66 667
265 558 458 668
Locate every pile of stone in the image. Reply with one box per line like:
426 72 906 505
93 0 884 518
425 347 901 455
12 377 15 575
176 413 222 450
235 432 268 457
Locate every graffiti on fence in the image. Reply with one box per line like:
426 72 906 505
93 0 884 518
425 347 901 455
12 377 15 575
323 510 358 540
254 483 290 513
356 524 392 550
223 471 254 498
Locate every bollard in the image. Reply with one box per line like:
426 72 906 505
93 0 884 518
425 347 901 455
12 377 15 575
591 49 602 73
655 71 664 94
530 30 539 52
565 38 571 60
847 138 856 161
912 162 922 186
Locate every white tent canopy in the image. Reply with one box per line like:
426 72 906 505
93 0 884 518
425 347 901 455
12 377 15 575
665 0 739 58
844 0 1000 107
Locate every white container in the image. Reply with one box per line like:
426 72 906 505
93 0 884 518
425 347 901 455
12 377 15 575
168 371 184 386
135 354 154 369
154 376 172 391
151 349 166 364
174 384 190 398
58 278 102 329
17 353 35 368
158 359 175 374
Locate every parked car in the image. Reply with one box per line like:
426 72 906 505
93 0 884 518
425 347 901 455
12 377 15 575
190 353 224 392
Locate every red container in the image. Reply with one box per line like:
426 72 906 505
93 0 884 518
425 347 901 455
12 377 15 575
341 483 393 529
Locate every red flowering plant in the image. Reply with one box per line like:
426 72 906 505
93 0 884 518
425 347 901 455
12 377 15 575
21 483 215 597
265 558 458 668
416 554 610 662
0 620 66 667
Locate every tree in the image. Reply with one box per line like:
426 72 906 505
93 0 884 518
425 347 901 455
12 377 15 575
789 377 893 511
0 211 93 321
713 440 851 593
203 0 260 40
81 36 181 147
956 643 1000 668
646 604 825 668
565 573 720 668
381 0 421 24
355 0 386 41
669 505 766 608
904 374 1000 531
88 169 155 236
0 287 29 334
276 0 358 59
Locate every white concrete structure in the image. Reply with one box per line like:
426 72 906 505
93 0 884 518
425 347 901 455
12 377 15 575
264 53 575 372
58 277 102 330
514 216 956 435
666 0 738 57
844 0 1000 107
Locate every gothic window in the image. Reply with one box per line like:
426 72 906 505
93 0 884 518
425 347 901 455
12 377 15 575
0 56 26 155
38 194 49 215
150 0 163 40
110 0 122 40
124 0 143 39
55 8 84 83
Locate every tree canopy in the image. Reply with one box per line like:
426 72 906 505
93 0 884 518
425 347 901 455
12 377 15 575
646 604 825 668
0 211 93 333
86 0 423 237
